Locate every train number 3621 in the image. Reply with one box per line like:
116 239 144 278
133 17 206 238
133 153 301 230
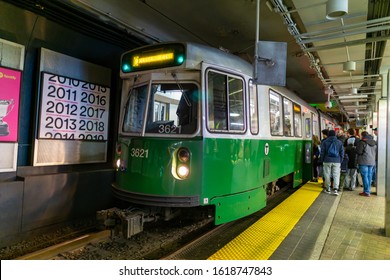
130 148 149 158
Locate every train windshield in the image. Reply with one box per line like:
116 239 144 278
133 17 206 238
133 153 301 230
122 83 198 135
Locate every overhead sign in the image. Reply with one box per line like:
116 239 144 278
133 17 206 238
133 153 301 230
38 72 110 141
0 66 21 142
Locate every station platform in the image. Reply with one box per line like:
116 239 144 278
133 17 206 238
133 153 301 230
208 180 389 260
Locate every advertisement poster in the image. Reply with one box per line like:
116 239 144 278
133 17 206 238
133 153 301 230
0 66 21 142
39 72 110 141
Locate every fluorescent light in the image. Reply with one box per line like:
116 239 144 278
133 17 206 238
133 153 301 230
338 94 368 99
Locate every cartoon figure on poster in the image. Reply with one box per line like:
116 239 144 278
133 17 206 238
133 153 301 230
0 67 21 142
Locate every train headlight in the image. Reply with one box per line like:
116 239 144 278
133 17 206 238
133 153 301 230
177 165 190 179
116 159 121 169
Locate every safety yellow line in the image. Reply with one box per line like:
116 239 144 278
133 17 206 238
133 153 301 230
208 182 323 260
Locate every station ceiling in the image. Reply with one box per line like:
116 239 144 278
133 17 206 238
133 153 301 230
10 0 390 124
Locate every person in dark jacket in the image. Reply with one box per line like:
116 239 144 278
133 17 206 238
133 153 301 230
319 130 344 196
344 128 359 146
311 134 321 182
344 137 358 190
339 149 349 191
356 131 377 197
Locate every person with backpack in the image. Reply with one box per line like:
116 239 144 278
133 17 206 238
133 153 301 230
319 129 344 196
356 131 377 197
344 137 358 190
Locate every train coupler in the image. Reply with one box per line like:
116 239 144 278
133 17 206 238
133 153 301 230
96 207 144 239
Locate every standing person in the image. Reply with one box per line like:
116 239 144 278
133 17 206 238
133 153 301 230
319 129 328 188
319 130 344 196
345 128 359 147
372 127 378 141
339 147 349 191
345 128 361 187
344 137 358 190
371 128 378 186
356 131 377 197
322 129 329 140
337 129 346 144
311 135 321 182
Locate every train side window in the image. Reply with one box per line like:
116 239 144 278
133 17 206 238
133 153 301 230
305 117 311 138
313 115 319 136
207 71 245 132
283 98 293 137
269 90 283 136
249 80 259 135
293 103 302 137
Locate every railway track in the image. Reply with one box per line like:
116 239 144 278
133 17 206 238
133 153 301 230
14 218 215 260
12 185 295 260
16 230 111 260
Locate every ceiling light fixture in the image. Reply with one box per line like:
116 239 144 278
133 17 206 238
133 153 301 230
338 94 368 99
326 0 348 20
343 60 356 72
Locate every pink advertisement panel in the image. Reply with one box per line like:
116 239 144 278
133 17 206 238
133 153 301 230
0 67 21 142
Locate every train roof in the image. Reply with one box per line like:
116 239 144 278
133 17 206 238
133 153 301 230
121 42 322 116
184 42 252 75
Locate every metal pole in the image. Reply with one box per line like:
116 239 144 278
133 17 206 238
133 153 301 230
254 0 260 81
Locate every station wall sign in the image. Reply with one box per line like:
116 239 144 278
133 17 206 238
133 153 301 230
38 72 110 141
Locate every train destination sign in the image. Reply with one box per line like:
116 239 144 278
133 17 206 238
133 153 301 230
38 72 110 141
121 43 185 73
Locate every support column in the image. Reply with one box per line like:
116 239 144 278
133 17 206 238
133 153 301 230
383 67 390 237
377 99 386 197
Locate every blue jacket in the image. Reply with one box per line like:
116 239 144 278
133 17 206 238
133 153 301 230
319 136 345 163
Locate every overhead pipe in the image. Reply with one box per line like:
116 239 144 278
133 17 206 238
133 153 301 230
295 16 390 39
302 35 390 52
298 24 390 45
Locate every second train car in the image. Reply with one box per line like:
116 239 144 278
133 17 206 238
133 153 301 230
102 42 338 237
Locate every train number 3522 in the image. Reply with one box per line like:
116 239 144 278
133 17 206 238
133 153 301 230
130 148 149 158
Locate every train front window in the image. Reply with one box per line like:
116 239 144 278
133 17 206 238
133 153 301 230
145 83 198 134
122 84 148 133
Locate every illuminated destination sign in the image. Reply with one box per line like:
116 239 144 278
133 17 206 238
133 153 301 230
38 73 110 141
121 43 185 73
133 53 174 67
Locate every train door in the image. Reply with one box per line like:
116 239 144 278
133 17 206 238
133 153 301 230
302 108 313 182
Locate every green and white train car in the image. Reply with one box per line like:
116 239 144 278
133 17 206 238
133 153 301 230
109 42 334 236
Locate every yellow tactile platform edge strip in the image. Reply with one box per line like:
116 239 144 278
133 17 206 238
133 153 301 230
208 182 323 260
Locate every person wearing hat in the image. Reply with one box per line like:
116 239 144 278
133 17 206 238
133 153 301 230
344 137 358 190
319 129 344 196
